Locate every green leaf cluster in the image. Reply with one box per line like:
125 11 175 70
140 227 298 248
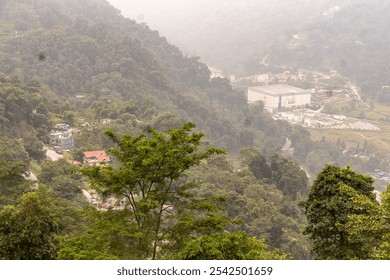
175 231 286 260
0 153 30 208
0 186 59 259
301 164 388 259
38 158 82 201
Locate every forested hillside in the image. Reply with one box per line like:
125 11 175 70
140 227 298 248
0 0 298 153
0 76 51 161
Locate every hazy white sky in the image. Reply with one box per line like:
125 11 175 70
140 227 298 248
107 0 196 23
106 0 211 56
106 0 260 26
104 0 349 70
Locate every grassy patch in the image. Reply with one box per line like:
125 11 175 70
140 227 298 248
308 126 390 156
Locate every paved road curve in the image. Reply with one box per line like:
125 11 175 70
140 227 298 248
46 149 63 161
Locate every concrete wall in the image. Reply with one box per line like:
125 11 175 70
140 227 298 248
248 88 311 112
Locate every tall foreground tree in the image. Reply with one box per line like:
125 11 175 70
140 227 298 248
300 165 383 259
0 187 59 259
372 187 390 259
81 122 226 259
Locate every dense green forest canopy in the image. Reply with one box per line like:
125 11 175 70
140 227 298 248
0 76 51 160
0 0 291 154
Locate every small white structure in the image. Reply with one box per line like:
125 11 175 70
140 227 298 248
257 74 270 83
247 84 311 112
333 115 347 121
209 67 223 79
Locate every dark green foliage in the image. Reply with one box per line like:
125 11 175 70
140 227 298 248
375 187 390 259
242 149 309 199
300 165 381 259
0 0 209 96
58 208 142 260
0 185 86 260
187 156 311 259
0 153 30 208
38 158 82 201
0 77 51 161
0 187 59 260
175 231 286 260
269 154 309 199
0 136 30 165
160 189 229 257
242 149 272 181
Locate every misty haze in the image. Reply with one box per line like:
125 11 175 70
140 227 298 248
0 0 390 262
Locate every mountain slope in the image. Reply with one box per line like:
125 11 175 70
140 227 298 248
0 0 210 96
0 0 291 154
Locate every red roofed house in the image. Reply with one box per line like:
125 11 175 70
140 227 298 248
83 150 111 166
72 160 82 167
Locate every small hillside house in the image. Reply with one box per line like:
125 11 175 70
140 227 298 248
49 123 74 151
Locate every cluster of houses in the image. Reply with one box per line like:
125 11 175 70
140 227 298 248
236 71 307 84
234 69 341 85
49 123 112 168
47 123 113 209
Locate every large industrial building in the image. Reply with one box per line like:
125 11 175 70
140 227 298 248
247 84 311 112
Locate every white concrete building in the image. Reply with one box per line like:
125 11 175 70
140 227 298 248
247 84 311 112
208 67 223 79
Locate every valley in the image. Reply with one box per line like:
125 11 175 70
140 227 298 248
1 0 390 261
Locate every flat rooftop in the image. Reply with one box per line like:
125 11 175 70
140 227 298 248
249 84 310 96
